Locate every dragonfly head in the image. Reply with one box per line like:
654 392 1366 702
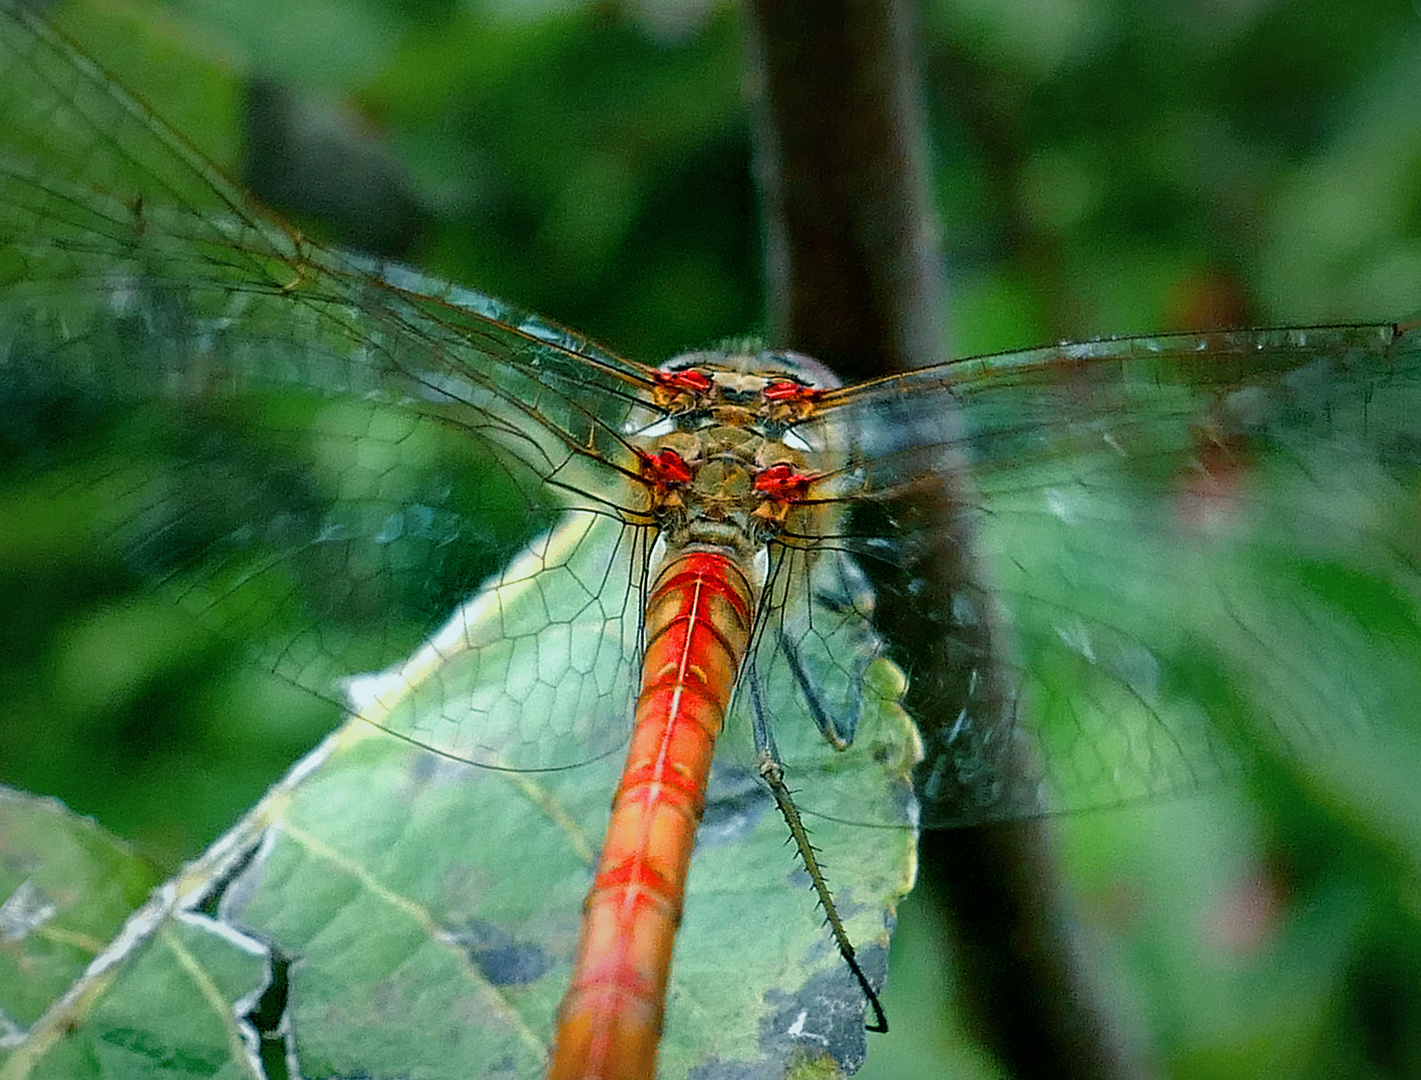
660 347 843 394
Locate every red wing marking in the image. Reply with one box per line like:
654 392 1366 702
656 368 715 394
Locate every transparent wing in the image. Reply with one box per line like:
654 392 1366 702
0 6 664 769
770 326 1421 827
6 2 1418 829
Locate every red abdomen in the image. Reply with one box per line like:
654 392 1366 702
547 548 756 1080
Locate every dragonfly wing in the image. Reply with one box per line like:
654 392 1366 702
745 543 887 749
344 509 647 771
0 7 657 769
806 325 1421 828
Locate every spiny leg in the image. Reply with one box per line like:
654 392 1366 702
748 674 889 1033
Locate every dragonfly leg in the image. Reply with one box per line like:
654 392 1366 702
775 545 884 749
748 676 889 1033
775 627 853 748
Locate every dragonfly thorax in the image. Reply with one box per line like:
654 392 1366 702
637 353 840 562
637 425 797 557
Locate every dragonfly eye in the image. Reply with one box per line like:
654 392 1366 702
755 349 843 390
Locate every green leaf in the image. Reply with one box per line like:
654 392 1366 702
5 614 917 1080
0 789 160 1033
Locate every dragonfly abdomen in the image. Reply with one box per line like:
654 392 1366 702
548 547 756 1080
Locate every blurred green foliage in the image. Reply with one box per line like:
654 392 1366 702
3 0 1420 1078
45 0 1421 363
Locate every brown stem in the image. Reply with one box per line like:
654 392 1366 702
741 0 946 379
740 2 1148 1077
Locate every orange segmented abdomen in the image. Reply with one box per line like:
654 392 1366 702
547 547 757 1080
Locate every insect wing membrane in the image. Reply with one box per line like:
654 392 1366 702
0 7 661 771
809 326 1421 829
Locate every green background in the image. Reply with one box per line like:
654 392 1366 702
3 1 1420 1077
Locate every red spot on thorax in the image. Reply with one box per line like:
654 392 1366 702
753 463 813 501
641 448 693 487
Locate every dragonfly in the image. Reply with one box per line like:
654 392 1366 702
3 5 1420 1080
